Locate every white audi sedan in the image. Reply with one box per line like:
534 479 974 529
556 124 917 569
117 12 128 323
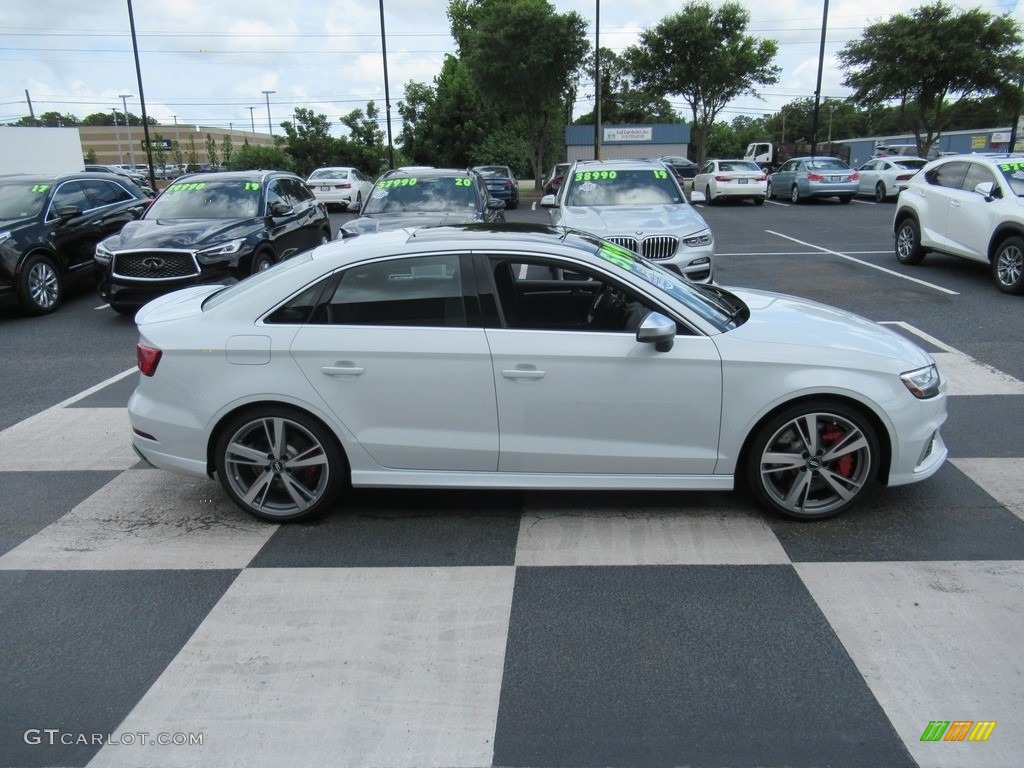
128 225 947 523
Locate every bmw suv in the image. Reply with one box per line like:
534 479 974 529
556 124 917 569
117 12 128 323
95 170 331 314
893 153 1024 294
540 159 714 282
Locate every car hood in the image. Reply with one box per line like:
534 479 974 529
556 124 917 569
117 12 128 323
557 204 708 236
725 286 933 369
103 218 262 251
342 211 481 236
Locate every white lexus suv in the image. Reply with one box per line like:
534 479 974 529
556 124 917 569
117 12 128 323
893 153 1024 294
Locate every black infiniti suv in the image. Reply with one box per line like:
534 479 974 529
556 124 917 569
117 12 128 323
0 172 151 315
95 170 331 314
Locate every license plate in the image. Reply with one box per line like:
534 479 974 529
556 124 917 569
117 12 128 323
830 176 842 182
738 178 748 184
321 186 330 191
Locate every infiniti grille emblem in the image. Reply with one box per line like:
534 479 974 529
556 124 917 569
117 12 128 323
141 257 166 271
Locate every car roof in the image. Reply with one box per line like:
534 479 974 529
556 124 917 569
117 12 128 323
381 167 474 178
172 170 300 183
0 171 134 184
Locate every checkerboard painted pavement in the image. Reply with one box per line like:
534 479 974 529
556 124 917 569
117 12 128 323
1 323 1022 768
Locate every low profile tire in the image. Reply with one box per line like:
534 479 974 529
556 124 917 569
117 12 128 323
18 253 63 315
790 185 801 204
894 217 926 265
874 182 886 202
705 185 714 205
839 195 853 204
214 406 347 522
110 303 138 317
250 249 274 274
753 196 765 206
993 236 1024 294
745 400 879 520
766 180 774 199
319 228 331 245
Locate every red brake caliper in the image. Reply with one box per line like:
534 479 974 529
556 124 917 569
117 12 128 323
821 424 854 477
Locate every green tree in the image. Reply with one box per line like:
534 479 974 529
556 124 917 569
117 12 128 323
171 140 185 174
574 49 678 126
337 102 387 176
84 148 98 163
838 1 1024 157
12 111 79 127
449 0 591 188
185 135 201 171
152 134 168 169
624 1 779 166
225 142 293 172
280 107 337 177
204 133 220 168
221 135 234 167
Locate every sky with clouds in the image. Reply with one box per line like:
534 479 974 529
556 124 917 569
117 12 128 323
2 0 1021 138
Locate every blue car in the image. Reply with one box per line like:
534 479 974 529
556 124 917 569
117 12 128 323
767 156 860 204
472 165 519 210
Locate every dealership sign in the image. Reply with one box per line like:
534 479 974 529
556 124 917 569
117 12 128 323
603 127 653 142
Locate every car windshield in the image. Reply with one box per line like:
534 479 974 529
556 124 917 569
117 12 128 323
361 176 478 214
564 169 684 206
894 159 927 171
0 181 50 220
718 161 762 173
994 160 1024 196
475 167 507 178
146 179 261 219
584 235 738 328
309 169 346 181
805 158 850 171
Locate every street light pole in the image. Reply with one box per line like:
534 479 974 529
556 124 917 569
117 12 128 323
119 94 135 167
112 108 122 163
262 91 275 137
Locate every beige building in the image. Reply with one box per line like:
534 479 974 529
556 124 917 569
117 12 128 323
79 124 275 167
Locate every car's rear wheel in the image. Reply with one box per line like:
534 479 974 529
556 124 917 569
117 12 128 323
790 185 801 203
214 406 347 522
839 195 853 204
993 236 1024 294
18 253 63 315
753 196 765 206
894 217 926 265
874 182 887 202
705 185 714 204
250 249 274 274
746 400 879 520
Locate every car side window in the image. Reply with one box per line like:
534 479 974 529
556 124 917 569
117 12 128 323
962 163 996 194
80 179 133 208
47 181 90 219
489 256 659 333
929 161 967 189
323 254 465 327
283 178 314 204
266 180 287 210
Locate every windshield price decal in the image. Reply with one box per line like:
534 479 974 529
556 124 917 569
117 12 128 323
574 171 617 181
377 178 419 189
31 184 50 193
167 182 207 192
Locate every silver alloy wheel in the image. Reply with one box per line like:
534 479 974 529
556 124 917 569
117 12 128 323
221 415 331 518
28 260 60 309
790 185 800 203
874 182 886 202
995 242 1024 290
757 410 873 517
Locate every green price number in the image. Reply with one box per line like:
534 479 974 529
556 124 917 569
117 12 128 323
380 178 418 188
653 170 669 179
454 178 471 186
169 182 207 192
31 184 50 194
574 171 618 181
243 182 261 191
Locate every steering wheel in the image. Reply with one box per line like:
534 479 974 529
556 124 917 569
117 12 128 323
587 285 624 327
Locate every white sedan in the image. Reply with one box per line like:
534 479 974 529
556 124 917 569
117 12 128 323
693 159 768 205
128 225 947 523
856 157 927 201
306 166 373 210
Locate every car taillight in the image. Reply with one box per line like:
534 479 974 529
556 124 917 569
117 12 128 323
756 174 767 181
807 173 825 181
137 343 162 377
338 183 351 189
850 172 860 180
714 175 732 182
896 173 914 181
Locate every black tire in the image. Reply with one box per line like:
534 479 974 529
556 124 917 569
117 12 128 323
319 228 331 245
790 185 801 204
993 235 1024 294
894 217 926 265
839 195 853 204
110 303 139 317
874 182 886 202
705 185 714 205
745 400 879 520
766 179 774 199
250 249 274 275
214 406 348 522
18 253 63 315
753 196 765 206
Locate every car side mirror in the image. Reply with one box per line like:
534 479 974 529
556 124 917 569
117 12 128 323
269 201 293 217
540 194 556 207
487 199 506 210
688 189 706 204
974 181 997 200
55 206 83 221
636 311 676 352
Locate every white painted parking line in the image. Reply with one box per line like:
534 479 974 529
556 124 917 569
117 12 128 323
766 230 958 295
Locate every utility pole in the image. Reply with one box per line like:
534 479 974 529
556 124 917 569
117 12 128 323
120 94 135 167
248 107 256 135
262 91 275 137
113 108 123 163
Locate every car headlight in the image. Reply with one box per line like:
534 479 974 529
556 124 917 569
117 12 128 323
95 243 113 265
683 230 713 247
900 364 941 399
0 231 10 246
196 239 247 259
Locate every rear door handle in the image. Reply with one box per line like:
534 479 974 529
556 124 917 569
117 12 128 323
321 363 364 377
502 367 545 380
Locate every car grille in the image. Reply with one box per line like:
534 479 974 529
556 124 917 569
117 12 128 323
606 235 679 261
112 250 200 281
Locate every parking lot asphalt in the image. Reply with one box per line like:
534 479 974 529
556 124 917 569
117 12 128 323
1 195 1022 768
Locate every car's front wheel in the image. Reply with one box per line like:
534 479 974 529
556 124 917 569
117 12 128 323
250 249 274 274
894 217 925 265
214 406 347 522
18 253 63 315
745 400 879 520
993 236 1024 294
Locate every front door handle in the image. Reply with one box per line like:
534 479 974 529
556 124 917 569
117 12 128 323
321 363 364 377
502 366 545 380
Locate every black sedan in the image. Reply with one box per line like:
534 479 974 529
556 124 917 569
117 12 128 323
94 170 331 315
340 168 505 238
0 172 151 314
656 155 700 184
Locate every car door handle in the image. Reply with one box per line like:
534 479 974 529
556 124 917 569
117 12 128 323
502 367 546 380
321 363 364 377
